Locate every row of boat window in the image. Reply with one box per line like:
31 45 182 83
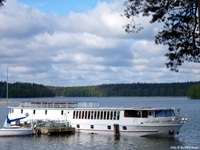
76 124 127 130
124 110 175 118
20 109 64 115
18 109 174 118
73 111 120 120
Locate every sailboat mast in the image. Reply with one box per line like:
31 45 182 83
7 67 8 99
6 67 8 115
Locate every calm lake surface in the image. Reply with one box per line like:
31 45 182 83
0 97 199 150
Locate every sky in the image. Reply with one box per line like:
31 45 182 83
0 0 200 87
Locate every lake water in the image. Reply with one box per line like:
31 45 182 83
0 97 199 150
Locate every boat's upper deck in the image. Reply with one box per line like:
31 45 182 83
10 101 100 109
8 101 179 112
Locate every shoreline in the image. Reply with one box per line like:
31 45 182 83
0 100 17 104
0 100 7 104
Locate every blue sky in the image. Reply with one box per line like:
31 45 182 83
0 0 199 86
19 0 111 15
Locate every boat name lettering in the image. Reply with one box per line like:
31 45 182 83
162 120 172 123
144 120 172 124
144 120 159 123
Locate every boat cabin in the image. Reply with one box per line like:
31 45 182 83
124 109 175 118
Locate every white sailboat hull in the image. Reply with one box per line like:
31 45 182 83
0 127 34 137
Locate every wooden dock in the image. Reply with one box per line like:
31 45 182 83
35 126 75 135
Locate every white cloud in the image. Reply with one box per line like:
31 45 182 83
0 0 199 86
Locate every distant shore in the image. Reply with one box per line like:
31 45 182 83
0 100 17 104
0 100 7 104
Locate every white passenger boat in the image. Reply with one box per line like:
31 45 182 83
6 101 188 137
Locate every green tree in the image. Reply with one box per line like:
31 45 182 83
124 0 200 72
188 84 200 99
0 0 5 6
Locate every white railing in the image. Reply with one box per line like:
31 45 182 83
19 101 99 108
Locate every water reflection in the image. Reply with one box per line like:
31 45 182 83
32 133 185 150
0 97 199 149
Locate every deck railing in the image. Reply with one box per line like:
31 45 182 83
19 101 99 109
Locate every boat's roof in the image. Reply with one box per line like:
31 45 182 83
63 107 180 111
7 101 180 111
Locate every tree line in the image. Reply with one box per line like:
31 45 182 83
1 81 200 99
48 82 200 98
0 81 55 98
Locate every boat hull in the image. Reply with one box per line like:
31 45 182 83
72 123 183 137
0 127 34 137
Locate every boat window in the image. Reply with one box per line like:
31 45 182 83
94 111 97 119
91 125 94 129
77 124 80 128
123 126 127 130
107 126 111 130
155 110 164 117
45 110 47 115
76 111 78 119
85 111 87 119
79 111 81 119
124 110 141 118
155 110 175 117
97 111 100 119
73 111 75 119
33 110 36 115
166 110 174 117
75 111 77 119
142 110 148 118
104 111 106 120
149 111 152 116
82 111 84 119
61 110 64 115
110 111 113 120
117 111 120 120
91 111 94 119
100 111 103 119
113 111 116 120
21 109 23 114
107 111 110 120
88 111 90 119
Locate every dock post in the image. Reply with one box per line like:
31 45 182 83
113 124 120 136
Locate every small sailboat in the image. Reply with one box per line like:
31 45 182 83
0 115 34 137
0 126 34 137
0 67 34 137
